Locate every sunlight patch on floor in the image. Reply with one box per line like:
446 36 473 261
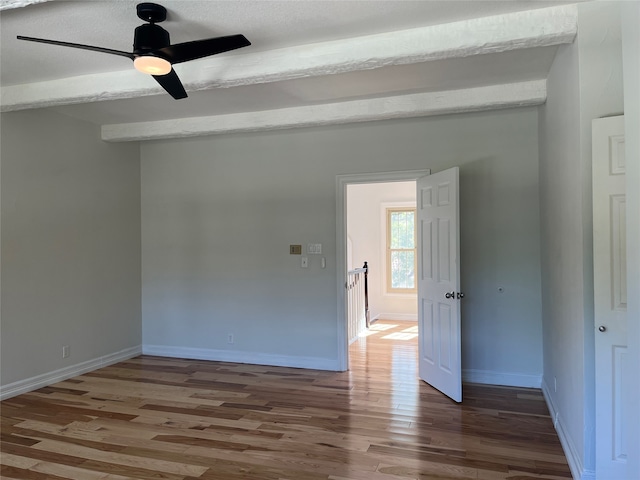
369 323 397 331
359 323 418 339
401 326 418 333
382 332 419 340
358 330 379 337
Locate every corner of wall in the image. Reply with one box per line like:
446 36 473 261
542 379 596 480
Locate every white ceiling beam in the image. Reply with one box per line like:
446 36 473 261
0 0 53 11
1 5 575 112
101 80 546 142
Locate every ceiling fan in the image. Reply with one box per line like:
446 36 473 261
17 2 251 100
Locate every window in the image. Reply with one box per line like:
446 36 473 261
386 208 417 293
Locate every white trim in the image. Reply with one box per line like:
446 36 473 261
142 345 340 372
336 169 430 371
375 313 418 322
622 4 640 479
542 379 596 480
462 369 542 388
0 345 141 401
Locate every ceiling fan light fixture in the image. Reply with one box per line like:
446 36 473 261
134 55 171 75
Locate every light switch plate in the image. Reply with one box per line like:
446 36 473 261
301 257 309 268
290 245 302 255
307 243 322 254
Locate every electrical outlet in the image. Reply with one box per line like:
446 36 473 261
227 334 234 344
62 345 70 358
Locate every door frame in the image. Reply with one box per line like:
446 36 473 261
336 169 430 371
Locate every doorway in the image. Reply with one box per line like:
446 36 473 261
346 181 418 331
338 168 463 403
336 170 429 371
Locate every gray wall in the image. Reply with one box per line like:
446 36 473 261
0 109 141 387
539 39 585 475
539 2 624 477
141 107 543 380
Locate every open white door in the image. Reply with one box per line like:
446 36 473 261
417 167 461 402
593 116 627 478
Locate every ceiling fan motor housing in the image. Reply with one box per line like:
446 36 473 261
133 23 170 54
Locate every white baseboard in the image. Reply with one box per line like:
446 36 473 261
142 345 341 371
375 313 418 321
541 379 595 480
462 369 542 388
0 345 142 401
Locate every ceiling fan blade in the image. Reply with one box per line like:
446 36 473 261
17 36 134 59
154 34 250 65
153 68 188 99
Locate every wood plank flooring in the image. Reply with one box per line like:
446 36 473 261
1 320 571 479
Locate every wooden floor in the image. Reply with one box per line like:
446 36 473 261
1 320 571 480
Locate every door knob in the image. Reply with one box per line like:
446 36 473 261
598 325 607 332
445 291 455 299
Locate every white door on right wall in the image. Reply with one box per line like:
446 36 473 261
593 115 627 479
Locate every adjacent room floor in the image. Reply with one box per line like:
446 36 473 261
1 320 570 479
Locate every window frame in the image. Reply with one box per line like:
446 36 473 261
385 207 417 294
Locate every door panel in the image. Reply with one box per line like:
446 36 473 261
438 219 451 282
422 299 435 362
422 220 433 279
417 167 461 402
593 115 627 478
439 303 453 372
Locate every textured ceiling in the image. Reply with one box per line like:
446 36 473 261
0 0 582 141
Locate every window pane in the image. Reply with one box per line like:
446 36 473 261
387 208 416 292
390 211 415 249
390 250 415 289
